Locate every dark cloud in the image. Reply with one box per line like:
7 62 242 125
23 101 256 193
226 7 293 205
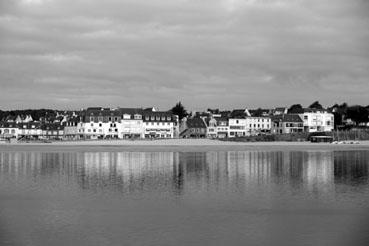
0 0 368 110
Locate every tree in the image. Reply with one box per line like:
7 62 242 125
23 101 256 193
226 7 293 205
346 106 369 125
309 101 323 109
253 108 264 117
170 102 188 120
288 104 303 114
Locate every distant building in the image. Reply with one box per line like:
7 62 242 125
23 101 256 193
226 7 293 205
271 114 304 134
0 122 19 139
273 107 288 115
215 117 229 138
299 109 334 132
143 111 175 138
180 118 207 138
205 117 217 138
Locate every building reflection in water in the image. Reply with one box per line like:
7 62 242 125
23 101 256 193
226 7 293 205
0 150 368 195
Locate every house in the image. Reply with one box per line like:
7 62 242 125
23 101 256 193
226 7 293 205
119 108 145 139
41 123 64 140
299 109 334 132
228 118 247 137
143 111 175 138
82 107 121 139
63 117 81 140
244 117 271 135
0 122 19 139
215 117 229 138
205 117 217 138
271 114 304 134
180 118 207 138
17 122 42 139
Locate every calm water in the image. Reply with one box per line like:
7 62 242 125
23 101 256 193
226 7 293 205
0 150 369 246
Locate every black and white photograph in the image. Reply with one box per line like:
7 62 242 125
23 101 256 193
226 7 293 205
0 0 369 245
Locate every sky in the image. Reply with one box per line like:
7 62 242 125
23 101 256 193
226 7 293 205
0 0 368 111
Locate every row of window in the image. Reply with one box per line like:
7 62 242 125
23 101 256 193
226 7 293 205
89 115 172 122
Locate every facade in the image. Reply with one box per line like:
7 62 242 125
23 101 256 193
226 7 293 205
205 117 218 138
143 111 175 138
0 122 19 139
180 118 207 138
245 117 271 135
271 114 304 134
228 117 271 137
17 122 42 139
119 108 145 139
63 120 80 140
299 109 334 132
228 118 247 137
215 118 229 138
41 124 64 140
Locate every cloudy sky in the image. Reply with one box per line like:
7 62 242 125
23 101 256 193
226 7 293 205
0 0 368 111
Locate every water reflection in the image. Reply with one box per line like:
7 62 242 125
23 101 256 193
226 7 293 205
0 150 368 195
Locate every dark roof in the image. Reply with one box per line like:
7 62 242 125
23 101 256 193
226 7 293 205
41 123 64 130
143 111 174 121
118 108 144 115
230 109 248 118
187 118 207 128
272 114 303 123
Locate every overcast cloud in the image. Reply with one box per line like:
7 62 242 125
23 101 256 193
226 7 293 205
0 0 368 110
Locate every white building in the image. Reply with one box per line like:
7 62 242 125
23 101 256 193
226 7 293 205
228 118 247 137
119 109 145 139
299 109 334 132
228 117 271 137
143 111 175 138
245 117 271 135
0 122 19 139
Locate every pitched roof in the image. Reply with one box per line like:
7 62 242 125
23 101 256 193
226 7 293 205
272 114 303 123
186 118 207 128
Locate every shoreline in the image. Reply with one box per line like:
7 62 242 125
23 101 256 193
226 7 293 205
1 139 369 152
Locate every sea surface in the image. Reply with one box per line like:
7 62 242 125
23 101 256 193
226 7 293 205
0 150 368 246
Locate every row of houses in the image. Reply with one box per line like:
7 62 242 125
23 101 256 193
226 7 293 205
0 107 178 140
0 106 335 140
180 108 334 138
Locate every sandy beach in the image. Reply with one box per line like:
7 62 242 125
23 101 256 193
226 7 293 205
1 139 369 152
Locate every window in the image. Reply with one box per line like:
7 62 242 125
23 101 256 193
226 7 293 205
99 123 102 127
161 116 165 121
151 116 155 120
91 123 94 127
88 129 91 132
90 117 94 122
236 120 239 124
93 129 96 133
115 117 118 121
145 116 149 121
167 116 171 121
304 115 308 120
98 117 103 122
